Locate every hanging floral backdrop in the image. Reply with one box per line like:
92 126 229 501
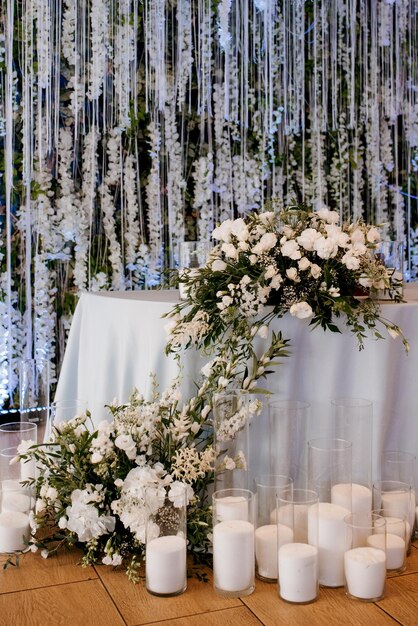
0 0 417 404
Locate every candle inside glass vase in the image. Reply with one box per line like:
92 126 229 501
213 488 255 598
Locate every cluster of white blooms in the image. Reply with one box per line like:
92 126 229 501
165 310 210 349
65 487 115 542
171 447 215 482
111 465 192 543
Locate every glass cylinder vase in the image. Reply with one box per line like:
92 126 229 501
0 422 37 553
19 358 50 443
381 450 416 539
344 513 386 602
268 400 310 488
277 488 319 604
212 488 255 598
307 438 352 587
332 397 373 515
213 391 251 491
254 474 293 582
145 484 187 597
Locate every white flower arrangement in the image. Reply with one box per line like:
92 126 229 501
21 377 217 582
166 204 408 359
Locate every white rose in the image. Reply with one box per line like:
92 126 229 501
309 264 321 279
257 211 275 224
359 276 373 288
316 208 339 224
239 241 250 251
231 218 250 241
298 257 311 271
114 434 137 460
252 232 278 255
341 253 360 270
313 236 338 259
286 267 299 281
221 242 239 259
325 224 349 247
297 228 322 251
281 239 302 260
265 265 277 279
212 219 233 242
270 274 283 289
289 301 314 319
212 259 227 272
366 226 381 243
350 228 365 245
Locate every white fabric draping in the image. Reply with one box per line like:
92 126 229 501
55 285 418 478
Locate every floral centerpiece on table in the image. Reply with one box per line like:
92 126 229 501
165 204 408 365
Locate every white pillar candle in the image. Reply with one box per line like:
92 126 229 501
255 523 293 580
367 533 405 570
146 535 187 595
376 516 407 540
2 492 31 514
279 543 318 603
0 511 30 552
381 491 410 520
344 547 386 600
308 502 351 587
20 458 36 482
331 483 372 515
213 520 254 593
215 496 248 522
273 504 309 542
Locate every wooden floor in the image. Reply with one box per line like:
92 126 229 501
1 541 418 626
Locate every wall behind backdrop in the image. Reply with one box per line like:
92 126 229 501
0 0 417 405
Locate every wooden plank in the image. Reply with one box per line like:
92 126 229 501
96 565 242 626
242 579 396 625
0 579 125 626
146 606 262 626
376 572 418 625
0 548 97 594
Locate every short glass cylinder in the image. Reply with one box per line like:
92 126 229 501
0 422 37 553
254 474 293 582
268 400 310 488
145 485 187 597
344 513 386 602
212 488 255 598
371 508 407 575
213 391 250 491
381 451 416 539
277 488 319 604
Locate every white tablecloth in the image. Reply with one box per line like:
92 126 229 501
55 284 418 479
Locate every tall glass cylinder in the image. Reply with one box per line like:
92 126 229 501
254 475 293 582
268 400 310 488
145 484 187 597
332 398 373 515
213 391 250 491
307 438 352 587
277 488 319 604
19 358 50 442
212 488 255 598
0 422 37 553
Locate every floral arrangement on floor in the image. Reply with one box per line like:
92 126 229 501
19 357 277 581
166 204 409 365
